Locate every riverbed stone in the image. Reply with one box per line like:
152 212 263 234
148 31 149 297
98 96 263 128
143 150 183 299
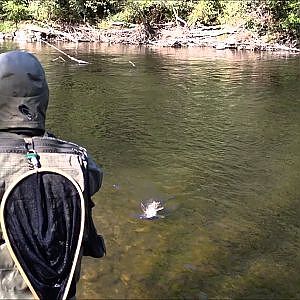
4 33 15 40
14 30 27 41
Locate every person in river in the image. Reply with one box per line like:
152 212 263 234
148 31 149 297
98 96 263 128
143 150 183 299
0 50 105 299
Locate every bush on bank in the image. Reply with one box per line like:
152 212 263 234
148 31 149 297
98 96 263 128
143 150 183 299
0 0 299 45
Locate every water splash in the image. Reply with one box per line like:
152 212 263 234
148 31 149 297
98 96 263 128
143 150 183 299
139 199 164 220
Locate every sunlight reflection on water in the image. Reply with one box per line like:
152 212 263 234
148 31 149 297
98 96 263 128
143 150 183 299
1 42 300 299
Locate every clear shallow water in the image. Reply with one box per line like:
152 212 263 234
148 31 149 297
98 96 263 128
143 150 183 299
1 42 300 299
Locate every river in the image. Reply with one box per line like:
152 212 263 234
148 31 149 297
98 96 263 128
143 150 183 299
1 41 300 299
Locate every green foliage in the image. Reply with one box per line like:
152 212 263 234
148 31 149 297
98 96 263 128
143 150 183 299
2 0 29 26
111 0 192 25
27 0 122 23
268 0 300 37
282 4 300 32
97 18 112 29
28 0 60 21
110 9 131 23
0 20 15 32
0 0 298 41
241 0 300 39
188 0 223 26
118 0 171 24
220 0 248 26
54 0 122 23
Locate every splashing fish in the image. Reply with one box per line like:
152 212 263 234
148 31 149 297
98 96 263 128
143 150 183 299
139 199 164 219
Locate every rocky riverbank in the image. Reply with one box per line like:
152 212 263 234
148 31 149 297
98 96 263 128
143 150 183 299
1 22 300 53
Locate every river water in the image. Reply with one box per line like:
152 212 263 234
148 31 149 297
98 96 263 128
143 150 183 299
1 41 300 299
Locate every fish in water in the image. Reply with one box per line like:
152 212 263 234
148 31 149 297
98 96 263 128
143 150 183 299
139 199 164 219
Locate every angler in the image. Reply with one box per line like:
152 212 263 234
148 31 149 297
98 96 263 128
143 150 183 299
0 50 105 299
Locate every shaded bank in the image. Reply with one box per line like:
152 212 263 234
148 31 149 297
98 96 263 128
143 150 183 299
1 22 300 54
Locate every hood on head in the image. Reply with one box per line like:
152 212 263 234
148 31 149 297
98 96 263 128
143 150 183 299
0 50 49 131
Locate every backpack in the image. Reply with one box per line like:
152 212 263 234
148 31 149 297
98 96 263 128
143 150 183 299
0 136 104 300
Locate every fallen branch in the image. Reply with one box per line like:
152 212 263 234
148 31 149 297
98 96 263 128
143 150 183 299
171 3 188 27
275 44 300 52
52 56 66 62
42 40 89 64
50 28 79 42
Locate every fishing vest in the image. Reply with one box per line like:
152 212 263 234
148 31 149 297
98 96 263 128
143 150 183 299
0 136 90 300
0 136 87 195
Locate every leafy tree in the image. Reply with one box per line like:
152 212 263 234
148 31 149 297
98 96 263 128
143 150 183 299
267 0 300 39
0 0 298 43
219 0 248 26
111 0 192 25
187 0 223 27
2 0 29 27
28 0 60 21
242 0 300 41
48 0 123 23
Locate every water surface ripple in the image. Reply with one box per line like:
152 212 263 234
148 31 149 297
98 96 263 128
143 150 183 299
1 43 300 299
